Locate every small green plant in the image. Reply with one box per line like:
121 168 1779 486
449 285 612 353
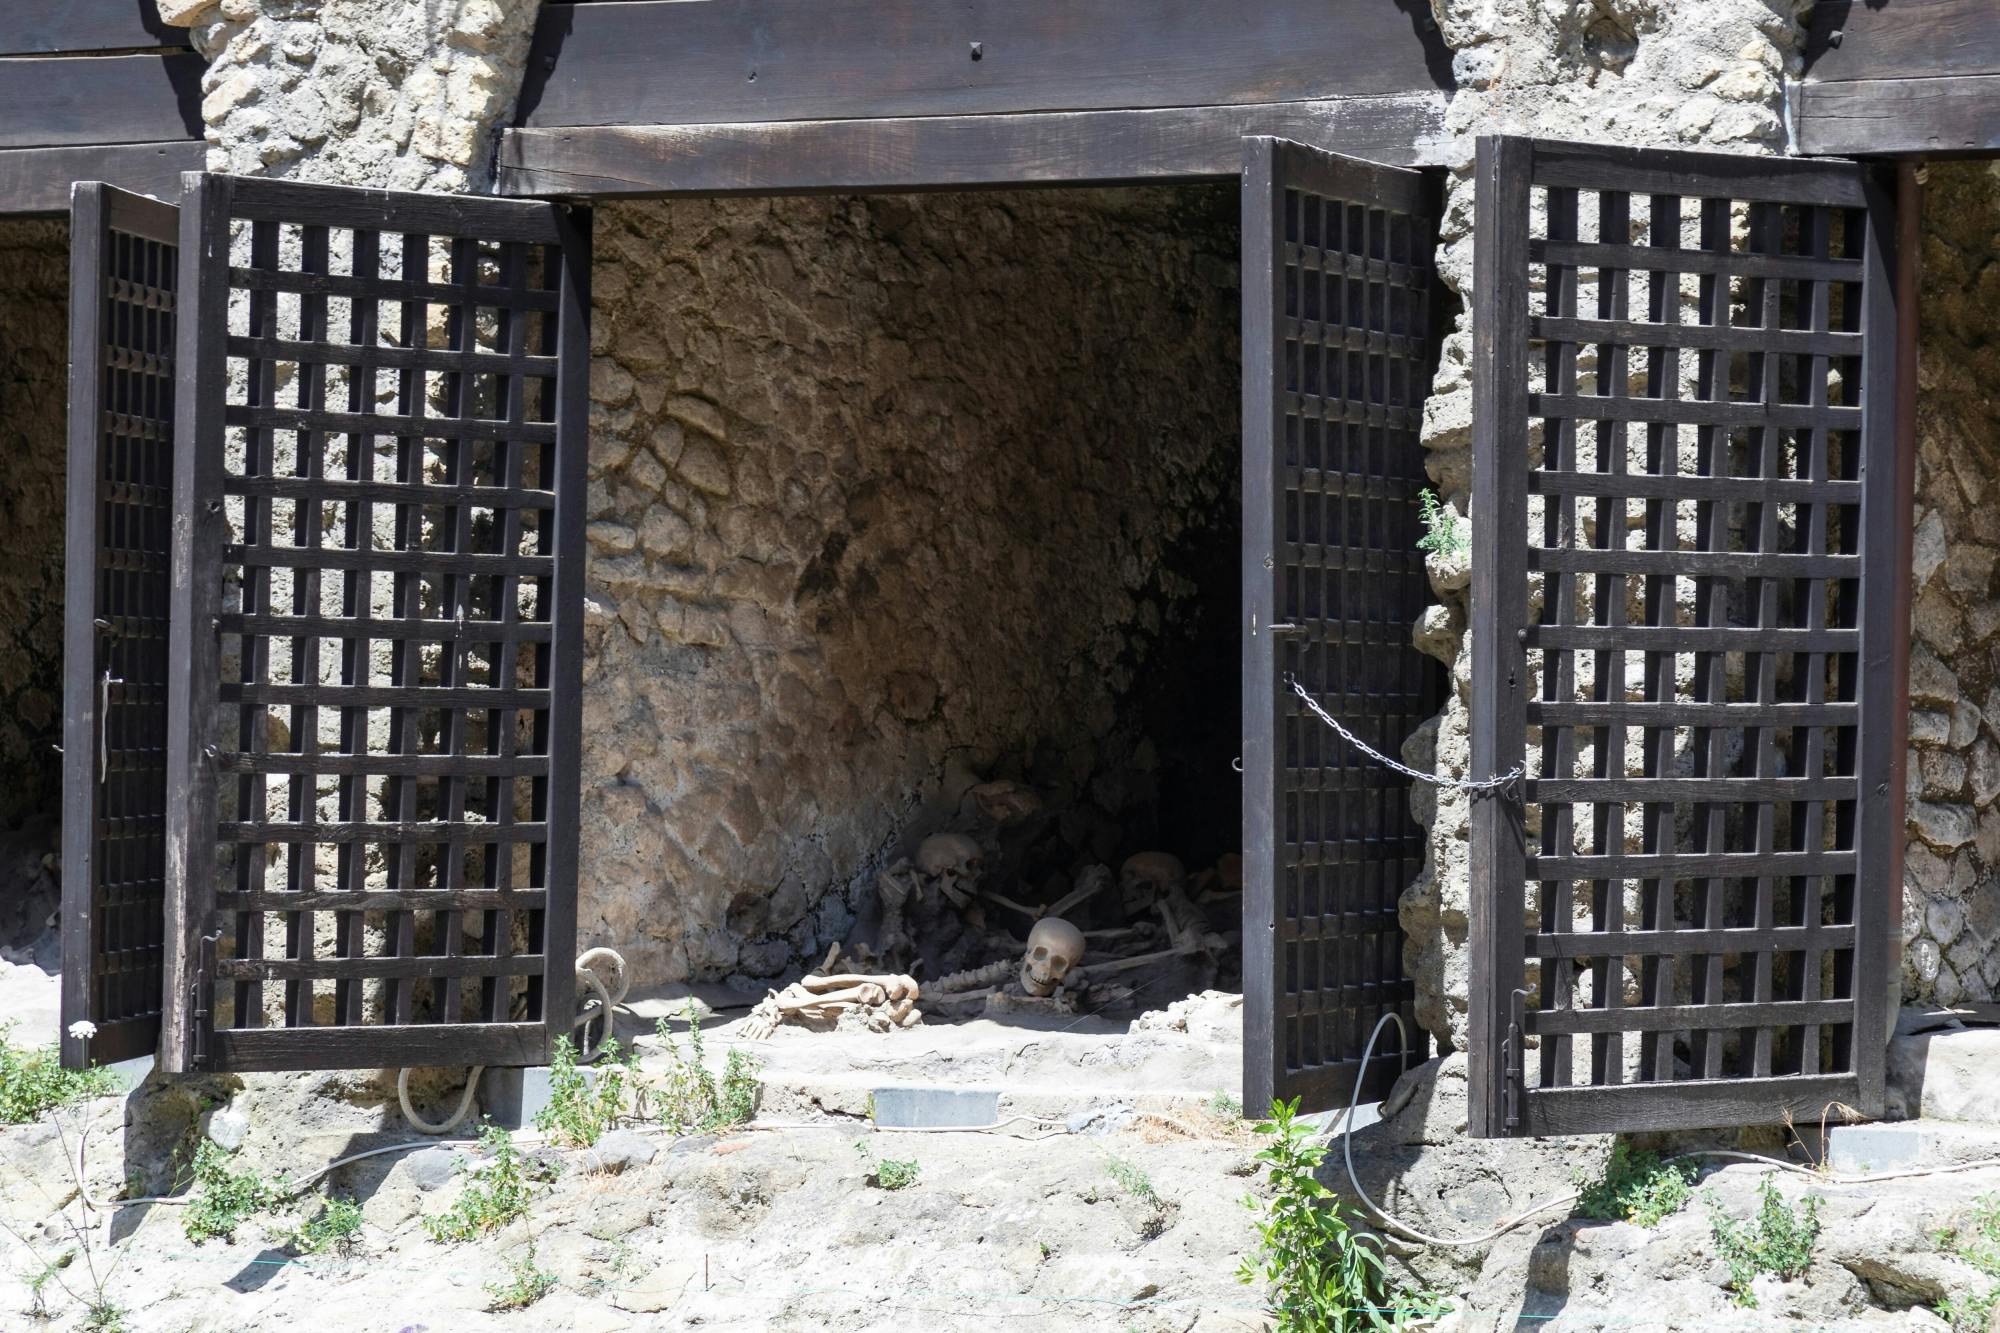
1207 1090 1244 1120
182 1140 285 1244
1415 488 1469 562
0 1024 118 1124
1707 1177 1823 1308
424 1124 543 1243
23 1249 70 1319
1575 1141 1696 1227
853 1139 920 1190
1934 1195 2000 1330
647 1004 761 1134
1105 1155 1158 1205
287 1195 364 1257
535 1035 636 1148
485 1247 558 1311
80 1302 126 1332
1238 1097 1400 1332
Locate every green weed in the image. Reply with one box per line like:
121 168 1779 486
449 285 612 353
0 1024 117 1124
1934 1194 2000 1330
535 1035 637 1149
484 1248 558 1310
1207 1090 1244 1120
647 1004 760 1134
287 1196 363 1256
1238 1097 1404 1332
424 1125 545 1243
1707 1177 1823 1307
853 1139 920 1190
1575 1141 1696 1227
1105 1155 1158 1205
182 1140 285 1244
1415 489 1468 562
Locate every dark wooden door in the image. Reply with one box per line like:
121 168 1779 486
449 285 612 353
161 175 592 1073
60 183 181 1070
1468 137 1901 1136
1241 137 1445 1115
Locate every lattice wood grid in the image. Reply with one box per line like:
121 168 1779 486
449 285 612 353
1469 138 1900 1137
61 185 181 1069
1244 139 1445 1114
165 176 590 1073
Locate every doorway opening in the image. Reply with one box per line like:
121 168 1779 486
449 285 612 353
0 218 71 985
578 183 1252 1021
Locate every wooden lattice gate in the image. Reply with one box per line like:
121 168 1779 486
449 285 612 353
1468 138 1902 1136
146 175 593 1073
61 183 182 1070
1242 138 1446 1114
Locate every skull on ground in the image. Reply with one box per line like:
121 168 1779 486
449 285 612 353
1020 917 1085 997
1119 850 1186 912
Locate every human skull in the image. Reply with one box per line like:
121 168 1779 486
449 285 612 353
1020 917 1086 996
1119 851 1186 909
916 832 984 896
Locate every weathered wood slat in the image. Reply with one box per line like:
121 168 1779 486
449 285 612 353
217 821 550 844
1533 315 1863 356
217 890 547 913
226 476 557 510
217 954 545 982
215 752 548 778
217 683 552 709
1527 625 1859 652
210 1022 546 1072
1529 700 1855 727
1528 926 1858 958
1804 0 1999 84
1529 471 1860 503
1532 240 1861 282
516 0 1453 129
1530 777 1857 803
1527 999 1852 1036
498 96 1445 198
11 2 189 54
1528 547 1858 578
1518 1075 1861 1136
0 53 202 150
0 142 202 216
219 612 554 643
1797 75 2000 157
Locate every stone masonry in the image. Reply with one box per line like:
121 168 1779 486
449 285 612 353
1901 161 2000 1006
1402 0 1815 1051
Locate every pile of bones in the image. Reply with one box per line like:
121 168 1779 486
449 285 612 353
745 779 1240 1038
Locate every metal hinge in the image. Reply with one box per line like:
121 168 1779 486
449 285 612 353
1502 986 1529 1133
188 931 221 1071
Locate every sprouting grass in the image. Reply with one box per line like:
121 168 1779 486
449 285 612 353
287 1196 363 1256
0 1024 118 1124
1105 1155 1159 1205
484 1248 558 1310
535 1035 637 1149
1707 1177 1822 1307
853 1139 919 1190
1575 1141 1697 1227
647 1003 761 1134
1934 1194 2000 1330
182 1141 285 1244
1415 488 1469 562
424 1125 546 1243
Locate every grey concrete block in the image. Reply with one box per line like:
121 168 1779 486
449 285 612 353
1827 1123 1924 1174
870 1086 999 1128
480 1064 593 1132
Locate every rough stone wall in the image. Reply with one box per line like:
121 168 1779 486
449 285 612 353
579 188 1241 986
1902 161 2000 1007
0 221 70 830
1403 0 1813 1050
164 0 538 192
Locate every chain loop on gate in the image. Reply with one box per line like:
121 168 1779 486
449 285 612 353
1283 674 1523 800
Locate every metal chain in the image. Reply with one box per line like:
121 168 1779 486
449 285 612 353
1285 675 1523 798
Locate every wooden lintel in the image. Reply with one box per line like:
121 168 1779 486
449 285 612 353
496 95 1446 200
0 141 204 216
0 52 204 152
516 0 1453 131
1796 74 2000 157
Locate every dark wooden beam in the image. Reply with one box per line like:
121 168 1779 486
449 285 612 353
10 1 189 55
515 0 1453 130
1796 75 2000 157
1804 0 1997 83
0 52 204 150
0 141 204 216
497 94 1445 199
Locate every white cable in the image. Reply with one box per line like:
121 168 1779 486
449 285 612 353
1335 1012 2000 1248
395 951 621 1135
